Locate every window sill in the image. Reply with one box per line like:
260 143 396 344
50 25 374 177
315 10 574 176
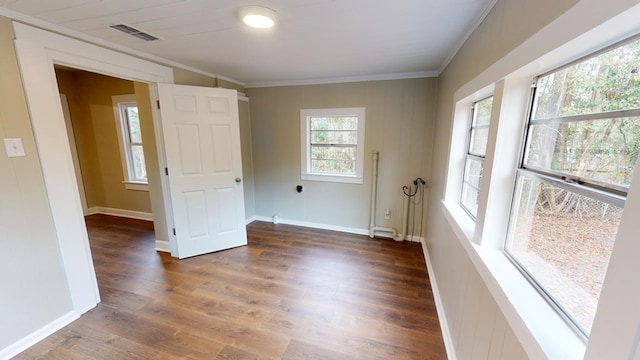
441 200 586 360
301 173 363 184
123 181 149 191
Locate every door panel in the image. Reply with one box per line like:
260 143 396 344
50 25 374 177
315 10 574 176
158 83 246 258
211 125 232 172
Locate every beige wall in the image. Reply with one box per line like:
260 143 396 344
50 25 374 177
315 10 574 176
426 0 639 358
246 78 436 231
0 16 72 349
173 67 216 88
218 78 245 93
0 16 253 354
56 69 152 213
238 99 256 219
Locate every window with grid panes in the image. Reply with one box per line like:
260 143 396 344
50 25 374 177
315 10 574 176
505 36 640 337
461 97 493 218
300 108 365 184
112 94 147 189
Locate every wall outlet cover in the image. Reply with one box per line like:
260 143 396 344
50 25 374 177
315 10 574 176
4 138 26 157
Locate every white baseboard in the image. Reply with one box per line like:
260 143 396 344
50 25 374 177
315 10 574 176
421 238 457 360
87 207 153 221
252 216 370 236
245 216 258 225
250 216 424 242
155 239 171 253
405 235 424 243
0 311 78 360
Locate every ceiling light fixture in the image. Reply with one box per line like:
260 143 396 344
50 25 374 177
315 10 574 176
239 6 279 29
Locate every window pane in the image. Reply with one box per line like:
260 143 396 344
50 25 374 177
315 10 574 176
469 128 489 156
464 157 483 189
524 117 640 187
507 176 622 334
311 159 355 175
461 183 479 217
310 116 358 131
310 130 357 145
311 146 356 161
474 97 493 126
126 106 142 144
131 145 147 180
533 38 640 120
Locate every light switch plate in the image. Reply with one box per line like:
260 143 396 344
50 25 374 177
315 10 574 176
4 138 26 157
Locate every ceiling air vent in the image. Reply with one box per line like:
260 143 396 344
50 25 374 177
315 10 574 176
109 24 160 41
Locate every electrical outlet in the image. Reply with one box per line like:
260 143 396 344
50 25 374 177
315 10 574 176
4 138 26 157
384 209 391 220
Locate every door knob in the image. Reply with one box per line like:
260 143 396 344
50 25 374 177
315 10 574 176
235 177 242 183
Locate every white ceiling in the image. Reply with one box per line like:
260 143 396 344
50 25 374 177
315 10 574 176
0 0 495 87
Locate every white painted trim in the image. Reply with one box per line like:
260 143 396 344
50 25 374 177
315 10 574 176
251 216 423 242
300 107 365 185
0 8 216 82
59 93 89 215
123 181 149 192
148 84 179 257
405 235 423 243
245 71 437 88
87 207 153 221
12 22 173 319
441 201 585 359
111 94 142 185
0 311 78 360
440 3 640 358
253 216 370 236
421 238 457 360
437 0 498 74
155 240 171 253
216 74 246 87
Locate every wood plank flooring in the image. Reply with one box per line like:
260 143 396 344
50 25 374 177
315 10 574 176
16 214 446 359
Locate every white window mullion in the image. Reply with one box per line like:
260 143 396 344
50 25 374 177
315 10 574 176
112 94 148 191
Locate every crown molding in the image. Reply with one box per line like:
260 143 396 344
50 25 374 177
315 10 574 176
245 71 437 88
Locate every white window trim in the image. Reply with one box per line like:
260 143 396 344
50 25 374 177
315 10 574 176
442 4 640 359
445 77 586 360
460 96 493 219
112 94 148 191
300 107 365 184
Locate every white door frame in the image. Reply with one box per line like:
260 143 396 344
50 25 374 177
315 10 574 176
12 22 174 315
59 93 89 215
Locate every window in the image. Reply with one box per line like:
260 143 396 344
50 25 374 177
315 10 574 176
112 94 148 191
461 97 493 217
505 36 640 336
300 108 365 184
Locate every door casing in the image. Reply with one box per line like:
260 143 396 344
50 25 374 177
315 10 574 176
13 22 174 316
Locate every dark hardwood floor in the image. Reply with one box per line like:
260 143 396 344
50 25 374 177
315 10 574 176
16 214 446 359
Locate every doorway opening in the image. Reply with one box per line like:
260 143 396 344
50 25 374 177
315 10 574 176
55 67 154 222
13 21 175 316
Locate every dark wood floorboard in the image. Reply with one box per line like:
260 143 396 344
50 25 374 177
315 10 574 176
16 214 446 359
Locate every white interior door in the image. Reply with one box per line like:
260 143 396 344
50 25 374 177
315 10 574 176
157 83 247 259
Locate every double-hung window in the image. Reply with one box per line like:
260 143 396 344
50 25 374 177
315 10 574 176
112 94 147 190
300 108 365 184
505 36 640 336
461 97 493 217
